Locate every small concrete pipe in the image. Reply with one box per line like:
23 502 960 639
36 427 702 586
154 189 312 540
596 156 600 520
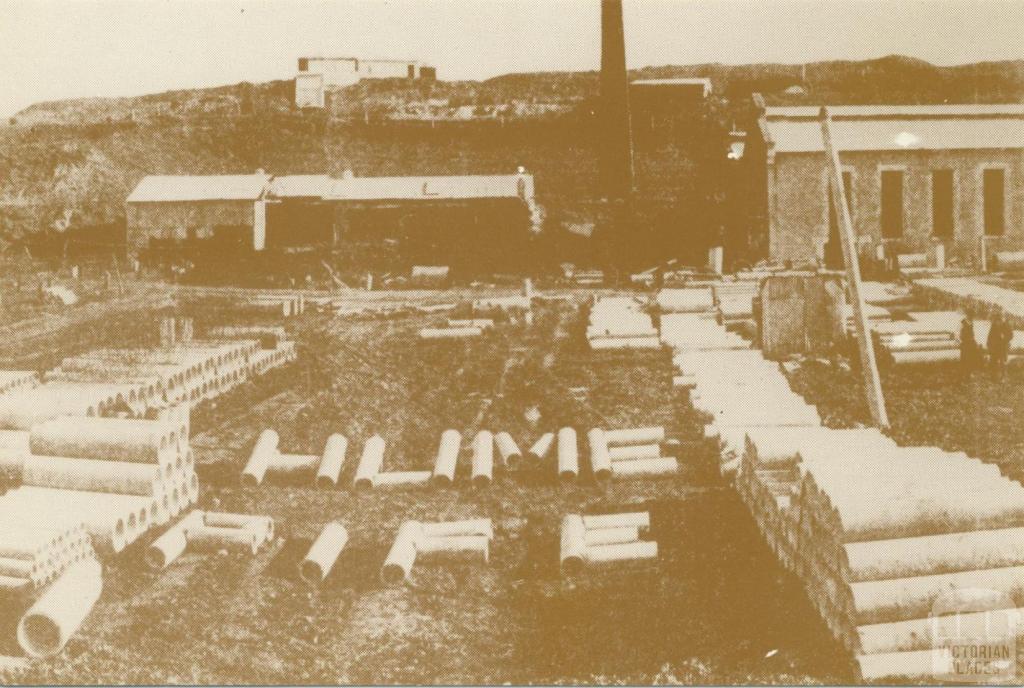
201 513 274 544
421 519 493 539
857 607 1024 655
241 429 279 488
584 526 640 547
494 432 522 468
582 512 651 530
22 455 163 496
585 540 658 564
300 521 349 585
612 457 679 476
371 471 431 488
604 427 666 445
381 521 422 585
587 428 612 481
560 515 587 575
417 535 489 562
471 431 494 487
526 432 555 464
185 524 260 555
316 434 348 488
431 429 462 487
145 514 200 571
354 435 385 490
17 557 102 658
608 444 661 461
557 428 578 482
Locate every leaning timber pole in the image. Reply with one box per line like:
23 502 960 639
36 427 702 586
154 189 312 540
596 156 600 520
820 107 889 429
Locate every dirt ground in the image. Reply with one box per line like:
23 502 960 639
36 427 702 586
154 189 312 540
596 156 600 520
5 296 859 685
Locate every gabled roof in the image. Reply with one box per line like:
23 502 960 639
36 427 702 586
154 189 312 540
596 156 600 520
127 174 270 203
760 102 1024 155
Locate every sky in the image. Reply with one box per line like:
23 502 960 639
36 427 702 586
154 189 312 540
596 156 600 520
1 0 1023 118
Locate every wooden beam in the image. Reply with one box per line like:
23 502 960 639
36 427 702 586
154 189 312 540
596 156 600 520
819 107 889 429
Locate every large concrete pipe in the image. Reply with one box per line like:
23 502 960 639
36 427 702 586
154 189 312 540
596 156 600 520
16 557 102 658
526 432 555 464
201 512 274 544
494 432 522 468
145 513 201 571
416 535 489 562
612 457 678 476
30 416 181 466
557 428 578 482
608 444 660 461
856 648 952 682
471 431 494 487
584 526 640 546
266 454 320 474
604 427 665 445
844 526 1024 582
316 434 348 488
241 429 279 488
560 515 587 576
0 430 30 475
185 524 260 555
381 521 422 585
431 429 462 487
300 522 349 585
585 540 658 564
22 455 163 496
372 471 431 488
582 512 651 530
421 519 493 539
587 429 612 481
354 435 386 490
857 606 1024 655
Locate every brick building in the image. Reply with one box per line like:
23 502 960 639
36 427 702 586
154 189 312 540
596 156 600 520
746 98 1024 266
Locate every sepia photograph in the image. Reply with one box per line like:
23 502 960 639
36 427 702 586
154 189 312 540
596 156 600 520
1 0 1024 684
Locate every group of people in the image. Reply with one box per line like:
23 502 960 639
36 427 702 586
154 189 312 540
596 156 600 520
960 311 1015 379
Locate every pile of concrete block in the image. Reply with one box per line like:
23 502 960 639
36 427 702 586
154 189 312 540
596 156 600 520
560 512 657 575
737 426 1024 682
587 297 659 350
381 518 492 584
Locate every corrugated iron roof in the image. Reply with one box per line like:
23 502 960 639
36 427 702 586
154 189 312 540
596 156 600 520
323 175 530 201
127 174 270 203
268 175 333 198
763 103 1024 154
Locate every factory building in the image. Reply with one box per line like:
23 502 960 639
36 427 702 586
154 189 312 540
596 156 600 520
125 170 540 255
630 78 713 135
294 57 436 108
747 98 1024 266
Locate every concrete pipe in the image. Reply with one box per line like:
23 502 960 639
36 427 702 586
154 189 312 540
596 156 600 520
587 429 612 481
857 606 1024 655
354 435 386 490
844 527 1024 582
300 522 349 585
421 519 493 539
0 575 32 594
241 429 279 488
185 524 260 555
416 535 489 563
447 319 494 329
431 429 462 487
584 526 640 547
608 444 661 461
371 471 431 488
266 453 320 474
612 457 679 476
316 434 348 488
560 515 587 575
144 516 197 571
381 521 422 585
185 471 199 505
582 512 651 530
557 428 578 482
30 417 180 466
201 513 274 544
419 327 483 339
494 432 522 468
585 540 658 564
526 432 555 464
589 337 661 350
0 558 36 579
16 557 102 658
857 648 952 682
471 431 494 487
22 455 163 496
604 427 666 445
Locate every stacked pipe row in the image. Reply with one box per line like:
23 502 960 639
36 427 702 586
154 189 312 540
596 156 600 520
0 371 38 396
737 426 1024 682
241 430 351 489
381 518 493 584
559 512 658 575
0 514 93 595
590 427 678 478
146 511 274 570
711 282 758 323
869 311 1024 365
587 297 659 350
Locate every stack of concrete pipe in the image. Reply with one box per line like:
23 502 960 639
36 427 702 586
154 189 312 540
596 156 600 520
0 371 39 396
560 512 657 575
0 513 94 594
915 277 1024 327
381 518 492 585
871 312 1024 365
738 426 1024 681
146 510 273 570
712 282 758 323
241 429 349 489
599 427 678 477
587 296 660 350
659 311 749 351
655 288 715 314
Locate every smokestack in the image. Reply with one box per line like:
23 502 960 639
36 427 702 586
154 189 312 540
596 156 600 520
599 0 634 202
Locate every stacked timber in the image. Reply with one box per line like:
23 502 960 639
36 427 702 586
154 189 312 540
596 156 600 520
739 426 1024 682
560 512 657 575
587 297 659 350
381 518 492 584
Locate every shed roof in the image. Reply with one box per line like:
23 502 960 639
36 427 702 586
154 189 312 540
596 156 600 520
127 174 270 203
323 174 530 201
761 103 1024 154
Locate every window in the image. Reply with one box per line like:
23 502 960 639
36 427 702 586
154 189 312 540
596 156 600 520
932 170 954 237
880 170 904 238
983 168 1006 236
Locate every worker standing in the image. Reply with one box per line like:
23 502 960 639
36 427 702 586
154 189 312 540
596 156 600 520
987 311 1012 380
960 313 980 378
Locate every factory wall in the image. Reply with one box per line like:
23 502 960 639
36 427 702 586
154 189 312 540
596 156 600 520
126 200 255 253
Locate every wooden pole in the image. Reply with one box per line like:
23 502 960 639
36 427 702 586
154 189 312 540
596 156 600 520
820 107 889 429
